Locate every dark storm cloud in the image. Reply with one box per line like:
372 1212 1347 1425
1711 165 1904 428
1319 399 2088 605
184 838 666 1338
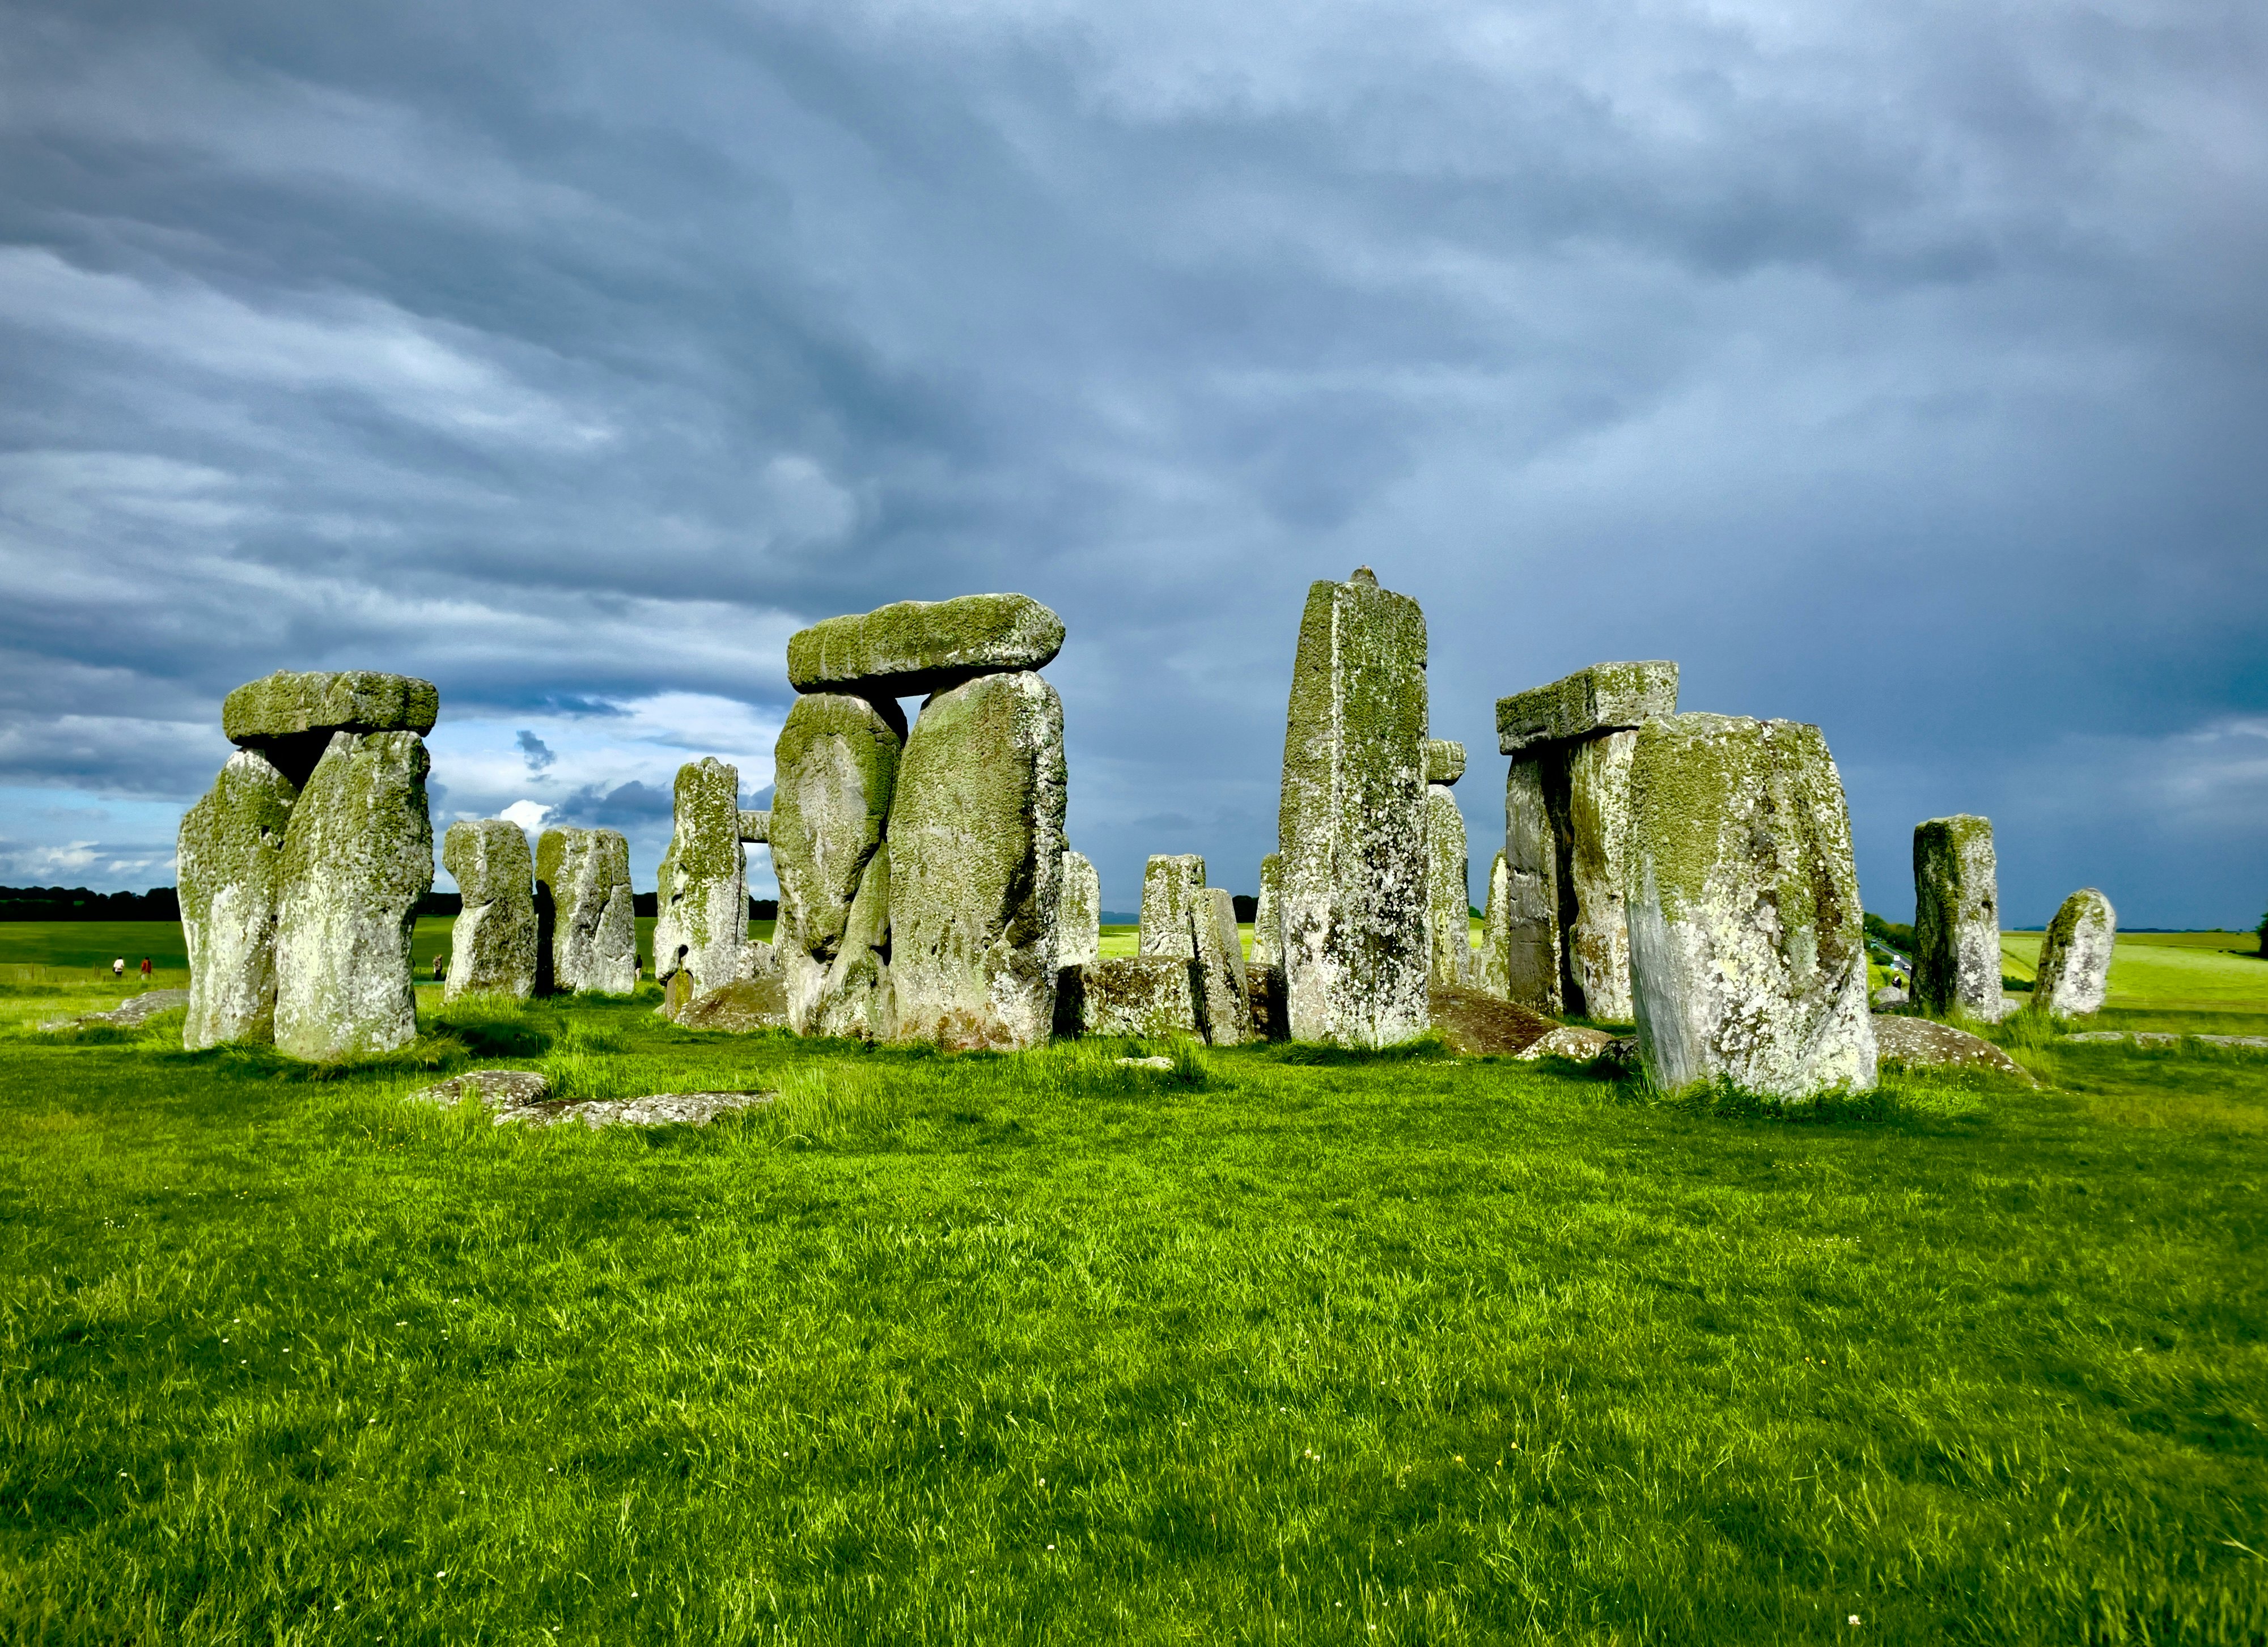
1 0 2263 920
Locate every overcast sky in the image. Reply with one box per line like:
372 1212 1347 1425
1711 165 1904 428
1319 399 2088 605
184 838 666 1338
3 0 2263 924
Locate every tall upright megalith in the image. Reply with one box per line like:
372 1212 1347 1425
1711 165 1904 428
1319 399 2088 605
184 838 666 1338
2031 887 2116 1018
1249 850 1288 1041
1622 714 1876 1098
1499 758 1562 1012
179 749 298 1049
442 819 536 1000
1139 855 1207 961
1057 850 1101 971
771 691 904 1035
1473 850 1512 1000
1913 815 2002 1021
536 827 638 995
655 757 748 1003
273 731 434 1060
1191 886 1250 1046
1564 731 1639 1020
1424 739 1470 988
1277 568 1430 1047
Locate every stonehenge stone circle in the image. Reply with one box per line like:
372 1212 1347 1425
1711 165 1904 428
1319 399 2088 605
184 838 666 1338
536 827 638 995
1192 886 1250 1046
1425 781 1471 988
2031 887 2117 1017
1277 568 1431 1047
1139 854 1207 961
888 668 1067 1050
655 757 749 1002
1473 848 1512 1000
787 593 1065 699
224 669 440 787
1913 814 2003 1021
1057 850 1101 970
1499 757 1563 1013
739 809 771 843
442 818 536 1000
273 730 435 1062
1622 713 1876 1098
178 748 298 1049
770 691 904 1034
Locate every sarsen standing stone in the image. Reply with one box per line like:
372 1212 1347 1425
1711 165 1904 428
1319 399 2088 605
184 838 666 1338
1913 815 2002 1021
2031 887 2116 1018
179 748 298 1049
443 819 536 1000
537 827 638 995
655 758 748 1001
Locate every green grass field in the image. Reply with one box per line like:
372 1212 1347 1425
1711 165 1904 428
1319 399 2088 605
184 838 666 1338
2 928 2265 1642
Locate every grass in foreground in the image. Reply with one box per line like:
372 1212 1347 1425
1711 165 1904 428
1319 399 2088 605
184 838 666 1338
1 987 2263 1644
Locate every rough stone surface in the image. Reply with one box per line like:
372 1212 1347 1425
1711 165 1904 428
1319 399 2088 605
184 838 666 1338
1622 714 1876 1098
1873 985 1911 1008
1564 730 1638 1020
2068 1030 2268 1049
536 827 638 995
223 670 440 786
672 975 791 1033
654 758 748 1001
442 820 537 1000
1057 851 1101 970
1425 739 1466 786
1425 786 1471 988
770 692 903 1035
1871 1014 2037 1085
2032 888 2117 1017
787 593 1065 698
501 1091 774 1130
739 809 771 843
273 731 434 1061
1190 886 1249 1046
1247 963 1288 1041
1496 660 1677 755
1500 757 1563 1013
1252 852 1285 969
807 841 895 1040
1139 854 1206 961
889 670 1066 1050
1427 983 1557 1056
1473 850 1512 999
1913 815 2003 1021
43 990 191 1033
1072 956 1201 1039
179 748 297 1049
1515 1024 1618 1063
406 1068 552 1111
1278 572 1431 1047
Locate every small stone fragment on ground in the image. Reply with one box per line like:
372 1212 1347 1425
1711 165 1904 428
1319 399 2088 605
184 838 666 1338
41 989 190 1032
499 1091 775 1130
405 1068 552 1110
1116 1055 1175 1071
1871 1014 2038 1085
1873 985 1910 1008
1514 1024 1617 1063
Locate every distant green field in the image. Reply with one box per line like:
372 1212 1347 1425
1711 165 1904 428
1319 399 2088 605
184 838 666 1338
2000 929 2268 1022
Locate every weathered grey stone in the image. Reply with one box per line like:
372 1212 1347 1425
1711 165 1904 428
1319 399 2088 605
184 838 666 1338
674 975 791 1033
807 841 895 1040
654 758 748 1001
1252 852 1285 969
1913 815 2002 1021
1057 850 1101 969
2031 887 2116 1018
1514 1024 1617 1063
1473 849 1512 999
1073 956 1200 1039
1501 757 1563 1014
1139 854 1206 961
43 989 191 1034
1622 714 1876 1098
770 692 903 1034
1190 886 1249 1046
1495 661 1677 755
223 670 441 786
1425 786 1471 988
1871 1015 2036 1085
536 827 638 995
1425 739 1466 786
442 820 536 1000
787 593 1066 698
1564 729 1638 1020
501 1090 773 1131
405 1068 551 1111
888 670 1066 1050
1428 982 1558 1056
272 731 434 1061
1278 572 1431 1047
179 748 297 1049
739 809 771 843
1873 984 1910 1008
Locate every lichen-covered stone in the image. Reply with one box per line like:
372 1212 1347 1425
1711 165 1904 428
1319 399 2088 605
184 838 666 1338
1425 785 1471 988
1564 729 1638 1020
223 670 440 786
1500 757 1563 1013
1252 852 1285 970
178 748 298 1049
654 758 747 1000
1427 982 1559 1056
805 841 895 1040
1139 854 1206 961
1425 739 1466 786
1622 714 1876 1098
1074 956 1200 1039
272 731 434 1060
888 670 1066 1050
770 693 903 1033
739 809 771 843
1913 815 2002 1021
675 975 791 1033
1871 1014 2036 1084
1473 850 1511 999
536 827 637 995
1057 850 1100 969
442 819 536 1000
787 593 1066 698
2030 887 2116 1017
1495 661 1677 755
1190 887 1249 1046
1278 572 1430 1047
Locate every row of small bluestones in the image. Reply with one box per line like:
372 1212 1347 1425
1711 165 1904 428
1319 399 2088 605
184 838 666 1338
177 570 2115 1093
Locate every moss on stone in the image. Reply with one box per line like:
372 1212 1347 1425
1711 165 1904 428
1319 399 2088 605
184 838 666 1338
786 594 1065 697
771 693 902 966
1425 740 1466 786
1912 814 2000 1018
654 759 747 997
223 670 439 742
1494 660 1677 755
177 748 299 1050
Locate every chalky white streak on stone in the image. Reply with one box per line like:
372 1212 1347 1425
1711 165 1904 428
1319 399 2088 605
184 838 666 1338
1056 850 1101 970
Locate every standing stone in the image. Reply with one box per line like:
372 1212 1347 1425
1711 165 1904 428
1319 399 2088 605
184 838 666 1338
1500 758 1563 1014
1249 851 1288 1040
787 594 1066 698
1057 850 1101 970
1425 784 1471 988
1190 886 1249 1046
178 749 298 1049
1563 731 1639 1020
1622 714 1876 1098
654 758 748 1001
1277 569 1430 1047
1473 849 1512 999
1913 815 2003 1021
223 669 439 787
770 692 905 1035
811 841 894 1039
442 820 536 1000
272 731 434 1060
2031 888 2117 1017
1139 855 1207 961
1071 957 1201 1039
536 827 638 995
889 670 1066 1050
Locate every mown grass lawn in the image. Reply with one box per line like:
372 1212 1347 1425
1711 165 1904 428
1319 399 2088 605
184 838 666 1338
2 964 2263 1644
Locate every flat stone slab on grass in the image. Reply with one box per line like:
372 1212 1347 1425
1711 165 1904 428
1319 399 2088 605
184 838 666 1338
2066 1031 2268 1050
1426 983 1557 1056
787 593 1065 698
668 976 790 1032
1871 1014 2037 1084
1514 1024 1617 1063
499 1091 774 1130
406 1068 552 1110
41 989 190 1032
1496 661 1677 755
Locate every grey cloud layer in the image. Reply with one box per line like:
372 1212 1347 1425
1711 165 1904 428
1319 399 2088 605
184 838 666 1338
1 0 2262 921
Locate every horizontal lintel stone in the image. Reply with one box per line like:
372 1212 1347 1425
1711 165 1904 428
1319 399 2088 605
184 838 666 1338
1495 660 1677 755
786 593 1065 698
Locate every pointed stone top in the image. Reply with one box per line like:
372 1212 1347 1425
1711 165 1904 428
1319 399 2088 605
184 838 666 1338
1425 740 1466 786
1350 566 1379 585
1495 661 1677 754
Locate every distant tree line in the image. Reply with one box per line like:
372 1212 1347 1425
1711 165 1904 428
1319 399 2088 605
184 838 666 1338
0 885 181 921
1863 912 1915 956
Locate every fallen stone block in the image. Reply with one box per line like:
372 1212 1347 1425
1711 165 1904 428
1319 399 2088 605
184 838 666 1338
1913 815 2003 1021
1074 956 1201 1039
405 1068 552 1111
1495 660 1677 755
669 975 791 1032
1426 982 1558 1057
787 593 1066 698
2030 888 2116 1017
179 748 297 1049
1514 1024 1617 1063
1871 1015 2037 1085
41 989 191 1033
499 1090 774 1130
443 819 537 1000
